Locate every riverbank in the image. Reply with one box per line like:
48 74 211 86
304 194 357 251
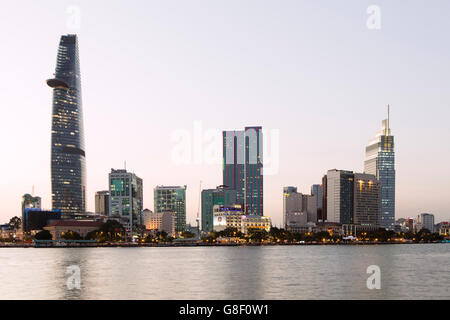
0 240 447 248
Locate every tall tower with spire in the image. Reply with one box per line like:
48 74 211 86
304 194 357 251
364 105 395 230
47 35 86 213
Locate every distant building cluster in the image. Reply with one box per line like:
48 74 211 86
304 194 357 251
282 110 401 236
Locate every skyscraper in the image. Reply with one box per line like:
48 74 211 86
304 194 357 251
154 186 187 234
364 106 395 230
47 34 86 214
223 126 263 215
109 169 143 232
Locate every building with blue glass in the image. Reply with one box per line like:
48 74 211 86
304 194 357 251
223 126 263 215
364 108 395 230
47 34 86 214
109 169 143 232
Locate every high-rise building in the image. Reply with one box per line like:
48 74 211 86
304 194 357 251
326 169 355 224
364 106 395 230
283 186 298 228
223 126 263 215
311 185 323 209
201 185 237 232
154 185 187 234
417 213 435 233
326 170 381 229
109 169 143 232
47 34 86 214
321 175 327 221
353 173 381 228
95 191 109 215
311 184 323 223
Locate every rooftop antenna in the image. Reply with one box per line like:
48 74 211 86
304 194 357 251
32 185 35 197
124 160 127 171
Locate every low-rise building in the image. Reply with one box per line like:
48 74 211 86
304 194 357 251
212 205 271 234
44 220 103 240
144 210 176 236
439 222 449 237
241 215 271 234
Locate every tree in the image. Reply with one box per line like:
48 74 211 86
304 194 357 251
216 227 243 238
247 229 269 242
9 216 21 232
61 230 82 240
35 230 52 240
85 230 100 240
182 231 196 239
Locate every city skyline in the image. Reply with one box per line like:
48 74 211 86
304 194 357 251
1 1 450 226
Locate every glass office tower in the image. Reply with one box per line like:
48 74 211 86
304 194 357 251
109 169 143 232
47 34 86 213
154 186 187 234
223 126 263 215
364 108 395 230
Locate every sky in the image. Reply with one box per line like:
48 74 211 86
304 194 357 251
1 0 449 226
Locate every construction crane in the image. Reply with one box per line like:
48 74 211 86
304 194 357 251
196 180 202 238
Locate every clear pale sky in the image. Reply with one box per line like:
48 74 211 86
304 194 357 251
1 0 449 226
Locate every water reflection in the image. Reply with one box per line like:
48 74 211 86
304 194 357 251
0 244 448 299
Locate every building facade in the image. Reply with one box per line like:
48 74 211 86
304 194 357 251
47 34 86 214
201 186 237 232
212 205 271 234
95 190 109 215
353 173 381 228
416 213 435 233
364 109 395 230
311 184 323 210
321 175 327 221
44 220 103 240
21 194 41 230
326 169 355 224
109 169 143 232
23 209 61 233
223 126 263 215
154 185 186 234
143 209 176 236
283 186 317 230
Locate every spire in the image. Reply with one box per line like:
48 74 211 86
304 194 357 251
385 104 390 136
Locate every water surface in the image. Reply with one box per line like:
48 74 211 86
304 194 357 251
0 244 448 299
